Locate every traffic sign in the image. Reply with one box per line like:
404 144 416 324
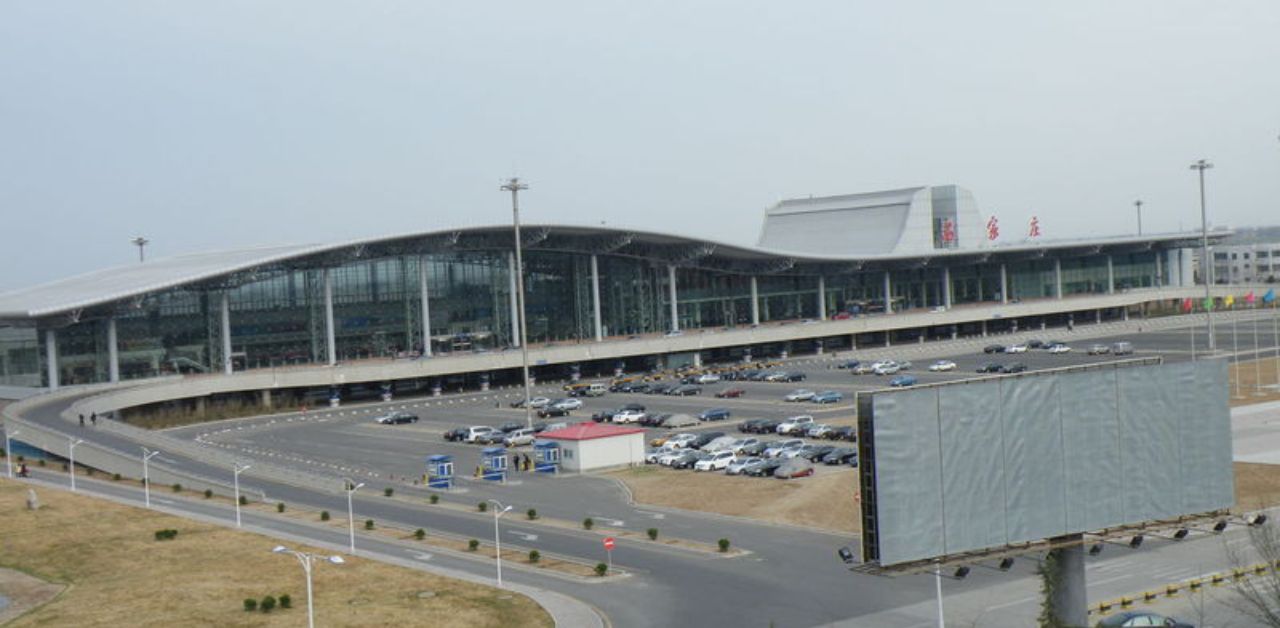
603 537 616 551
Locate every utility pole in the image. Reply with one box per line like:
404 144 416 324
1190 160 1215 351
131 236 149 262
1134 199 1144 235
501 177 534 430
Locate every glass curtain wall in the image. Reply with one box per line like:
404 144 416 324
828 272 887 315
522 252 594 343
949 263 1002 305
1113 252 1158 290
596 257 666 337
757 275 819 322
890 268 945 311
0 327 39 387
1008 260 1057 300
675 268 752 329
1060 257 1110 295
229 269 325 368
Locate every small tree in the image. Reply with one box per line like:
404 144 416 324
204 488 213 498
320 510 330 521
279 594 292 609
526 508 538 520
260 595 276 613
384 487 394 497
243 598 258 612
113 473 122 481
647 527 659 541
238 495 248 506
595 562 609 577
1228 520 1280 627
415 528 426 540
528 550 541 563
364 519 375 530
478 501 488 513
468 539 480 551
172 483 182 492
718 538 731 553
583 517 594 530
276 502 285 513
429 494 439 504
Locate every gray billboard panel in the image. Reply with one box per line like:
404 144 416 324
864 360 1233 566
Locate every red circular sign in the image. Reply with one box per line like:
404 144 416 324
603 537 616 551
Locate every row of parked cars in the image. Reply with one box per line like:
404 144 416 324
645 430 859 478
983 340 1079 355
442 421 569 447
739 416 857 440
782 389 844 403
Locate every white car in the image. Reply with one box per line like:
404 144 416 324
695 373 721 384
503 428 536 447
612 409 646 423
464 426 502 443
645 446 678 464
1048 344 1072 354
1006 344 1028 353
725 456 762 475
702 436 739 453
763 439 805 457
852 364 876 375
777 415 814 435
549 398 583 411
728 438 760 454
665 433 699 449
784 389 816 402
872 361 901 375
928 360 957 372
694 451 736 472
657 449 686 466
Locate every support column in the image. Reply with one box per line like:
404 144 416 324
667 265 679 332
981 321 988 337
107 318 120 383
1054 258 1063 299
323 269 336 366
883 271 893 314
220 292 233 375
507 253 520 347
750 276 760 326
1046 537 1088 627
419 256 432 357
942 267 952 309
817 276 827 320
1106 255 1115 294
1095 309 1102 324
590 255 603 342
1000 263 1009 304
45 329 59 390
260 389 273 409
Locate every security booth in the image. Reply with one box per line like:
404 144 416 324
426 454 454 489
328 386 341 408
533 441 561 473
480 447 507 482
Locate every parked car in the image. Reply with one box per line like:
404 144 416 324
647 383 673 395
1026 339 1045 348
822 447 859 465
726 456 763 475
592 408 620 422
744 459 784 477
798 444 837 461
628 382 653 393
715 387 746 398
983 344 1006 354
812 391 844 404
1048 344 1073 354
691 431 727 449
889 375 918 387
504 428 536 447
665 433 699 449
1094 611 1193 628
872 361 901 375
1001 363 1028 374
550 398 583 411
464 426 502 443
928 360 957 372
852 363 877 374
656 449 687 466
537 406 571 418
612 409 646 424
443 427 468 442
498 421 525 433
1112 341 1134 355
831 426 857 442
753 419 783 434
671 450 710 470
728 438 760 454
1087 343 1111 355
695 373 721 384
374 411 419 425
976 363 1004 373
739 441 773 457
694 451 736 471
702 436 739 453
669 384 703 396
777 415 815 435
775 458 816 479
763 439 805 457
638 412 668 427
781 372 808 382
1006 343 1028 353
738 419 765 433
806 424 836 439
698 408 732 422
837 360 861 369
661 413 701 428
510 396 551 409
784 389 816 402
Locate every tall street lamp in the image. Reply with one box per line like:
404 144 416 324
68 438 84 491
5 428 19 478
501 177 535 430
272 545 344 628
233 463 251 527
488 498 514 588
141 447 161 508
1190 159 1215 351
130 236 149 262
342 477 364 554
1134 199 1144 235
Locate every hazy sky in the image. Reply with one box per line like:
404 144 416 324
2 1 1278 291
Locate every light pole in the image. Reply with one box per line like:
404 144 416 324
141 447 161 508
272 545 344 628
5 427 19 478
1134 199 1144 235
130 236 149 262
233 463 251 527
934 560 946 628
342 477 364 554
68 438 84 491
501 177 535 431
1190 159 1215 351
488 498 513 588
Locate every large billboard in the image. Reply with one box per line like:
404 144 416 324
857 359 1233 567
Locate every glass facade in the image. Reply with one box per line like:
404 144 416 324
13 244 1169 388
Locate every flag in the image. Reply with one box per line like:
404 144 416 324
1225 294 1235 308
1204 297 1214 311
1181 297 1193 313
1246 291 1256 304
1265 289 1276 304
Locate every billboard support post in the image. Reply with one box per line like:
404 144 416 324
1047 535 1087 627
933 560 946 628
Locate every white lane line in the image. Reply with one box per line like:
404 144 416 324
985 595 1038 611
1087 574 1132 588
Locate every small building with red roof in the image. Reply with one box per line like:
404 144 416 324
537 422 647 472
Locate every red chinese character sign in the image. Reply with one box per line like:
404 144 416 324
940 219 956 245
1028 216 1042 239
986 216 1000 241
603 537 616 551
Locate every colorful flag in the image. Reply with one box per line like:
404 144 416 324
1265 289 1276 304
1246 291 1256 304
1181 297 1193 312
1225 294 1235 307
1204 297 1214 311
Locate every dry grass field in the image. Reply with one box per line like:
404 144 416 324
1228 357 1280 407
0 479 550 628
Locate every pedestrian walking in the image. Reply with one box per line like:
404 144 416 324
523 454 531 472
511 453 519 472
79 414 85 427
90 412 97 426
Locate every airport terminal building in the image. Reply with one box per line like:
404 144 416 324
0 185 1216 392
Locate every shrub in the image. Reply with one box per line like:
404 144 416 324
38 459 46 467
526 508 538 520
414 528 426 540
718 538 731 553
364 519 375 530
172 483 182 492
204 489 213 499
468 539 480 551
528 550 540 563
154 529 178 541
279 594 292 609
429 494 439 504
113 473 122 481
238 495 248 506
139 477 146 486
647 528 659 541
595 562 608 577
320 511 330 521
86 468 95 476
478 502 488 512
583 517 594 530
384 487 394 497
276 502 285 513
244 598 258 612
260 595 277 613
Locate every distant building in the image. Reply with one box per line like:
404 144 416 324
1210 242 1280 284
537 422 646 473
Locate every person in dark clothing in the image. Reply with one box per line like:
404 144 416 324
90 412 97 426
511 453 520 472
79 414 85 427
523 454 532 471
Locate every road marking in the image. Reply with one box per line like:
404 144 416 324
406 550 433 561
985 595 1038 611
1088 574 1131 588
638 511 666 520
509 531 539 542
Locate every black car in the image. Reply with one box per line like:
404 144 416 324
976 363 1004 373
498 421 525 433
836 360 861 369
738 419 765 433
443 427 468 442
983 344 1006 354
699 408 732 422
1001 363 1028 374
531 421 552 433
745 459 784 477
740 441 772 457
831 426 857 442
647 383 673 395
669 384 702 396
691 431 726 449
799 445 837 461
1026 339 1045 348
640 413 670 427
537 406 570 418
782 372 807 382
739 369 761 380
753 419 783 434
592 409 619 423
822 447 859 465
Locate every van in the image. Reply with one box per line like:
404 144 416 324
1111 341 1134 356
585 383 608 397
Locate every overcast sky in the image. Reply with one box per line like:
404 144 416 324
2 1 1278 291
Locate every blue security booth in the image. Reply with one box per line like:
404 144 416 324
534 441 561 474
426 454 454 489
328 386 341 408
480 447 507 482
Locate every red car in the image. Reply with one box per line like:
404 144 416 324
715 388 746 399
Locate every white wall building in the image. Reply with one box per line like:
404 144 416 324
1211 242 1280 284
538 422 646 473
